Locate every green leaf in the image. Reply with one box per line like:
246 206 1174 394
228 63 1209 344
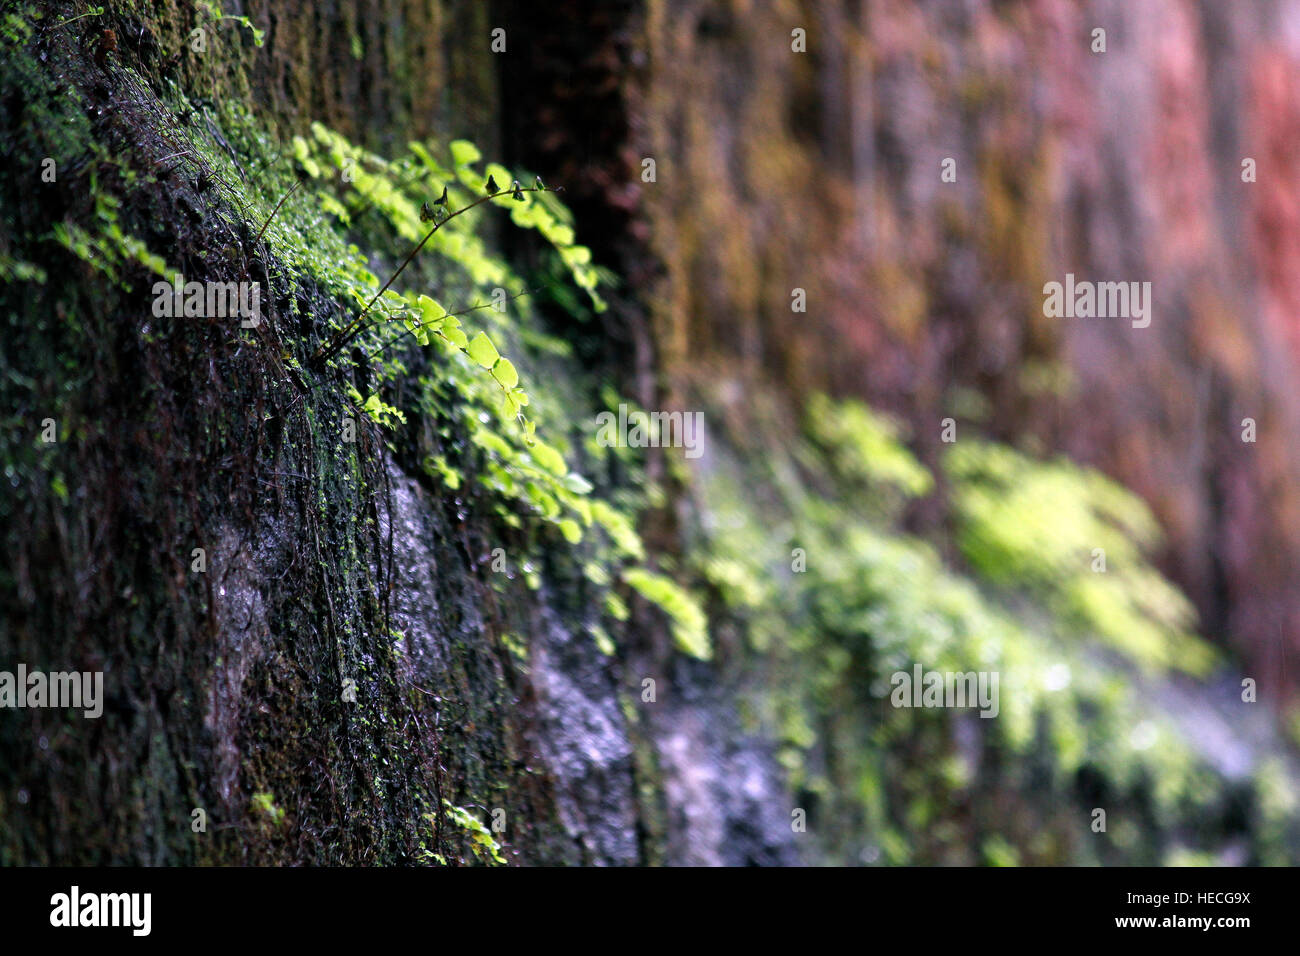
591 500 644 560
403 315 427 346
562 244 592 265
466 331 500 368
413 294 444 345
492 357 518 389
529 440 567 477
441 325 468 350
416 293 443 325
623 568 711 660
562 473 594 495
292 136 321 178
449 140 482 167
472 430 513 458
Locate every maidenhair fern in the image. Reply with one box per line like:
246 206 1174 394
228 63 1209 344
275 124 604 441
230 118 714 664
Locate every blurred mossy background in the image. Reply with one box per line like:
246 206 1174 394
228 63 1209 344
1 0 1298 865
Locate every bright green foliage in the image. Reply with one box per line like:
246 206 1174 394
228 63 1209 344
165 104 708 676
0 255 47 283
284 122 611 437
590 500 644 561
623 568 711 660
296 124 604 311
492 358 518 390
346 384 406 429
250 792 286 827
694 393 1289 864
198 1 266 46
804 393 933 504
467 331 500 368
439 139 605 311
946 441 1213 673
437 801 506 865
52 6 104 28
51 190 168 287
263 123 706 664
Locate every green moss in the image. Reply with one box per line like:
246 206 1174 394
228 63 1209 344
691 393 1297 865
946 440 1214 674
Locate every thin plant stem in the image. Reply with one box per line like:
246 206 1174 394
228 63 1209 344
255 178 304 244
363 286 540 362
312 185 553 365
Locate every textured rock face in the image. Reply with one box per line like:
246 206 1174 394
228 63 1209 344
0 0 803 866
642 658 800 866
638 0 1300 698
4 0 1299 868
